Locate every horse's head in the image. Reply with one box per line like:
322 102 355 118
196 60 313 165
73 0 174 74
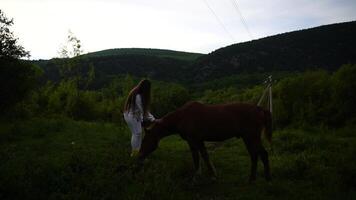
137 119 163 162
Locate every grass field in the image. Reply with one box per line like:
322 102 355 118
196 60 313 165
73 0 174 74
0 118 355 200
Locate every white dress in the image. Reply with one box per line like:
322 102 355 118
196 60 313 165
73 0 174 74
123 94 155 150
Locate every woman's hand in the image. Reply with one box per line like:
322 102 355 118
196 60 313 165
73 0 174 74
142 120 153 128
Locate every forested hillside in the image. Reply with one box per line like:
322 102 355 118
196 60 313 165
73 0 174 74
84 48 204 61
34 49 202 87
34 21 356 86
191 21 356 81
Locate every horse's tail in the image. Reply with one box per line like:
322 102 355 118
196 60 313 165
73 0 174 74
263 109 273 144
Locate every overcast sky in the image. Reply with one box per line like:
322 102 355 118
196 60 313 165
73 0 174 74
3 0 356 59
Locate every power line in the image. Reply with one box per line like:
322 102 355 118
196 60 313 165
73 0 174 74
202 0 235 42
230 0 253 40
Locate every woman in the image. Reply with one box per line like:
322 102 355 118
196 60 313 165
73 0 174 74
123 79 155 157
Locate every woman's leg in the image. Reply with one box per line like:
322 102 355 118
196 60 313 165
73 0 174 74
124 113 143 154
131 130 142 151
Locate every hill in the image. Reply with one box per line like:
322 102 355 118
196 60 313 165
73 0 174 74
34 49 205 87
84 48 204 61
190 21 356 81
35 21 356 87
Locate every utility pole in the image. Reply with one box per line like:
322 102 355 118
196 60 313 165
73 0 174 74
258 75 273 114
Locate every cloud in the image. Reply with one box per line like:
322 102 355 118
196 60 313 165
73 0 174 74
2 0 356 59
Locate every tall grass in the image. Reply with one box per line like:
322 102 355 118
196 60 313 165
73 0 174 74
0 118 355 199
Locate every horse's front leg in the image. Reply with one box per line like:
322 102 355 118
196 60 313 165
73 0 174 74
198 142 217 178
188 141 201 175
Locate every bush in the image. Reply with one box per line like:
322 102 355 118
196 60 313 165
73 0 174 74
0 58 42 114
330 64 356 126
197 64 356 128
151 81 191 117
273 70 332 127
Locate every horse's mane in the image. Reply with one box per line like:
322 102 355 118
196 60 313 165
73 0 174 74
161 101 202 124
161 109 181 127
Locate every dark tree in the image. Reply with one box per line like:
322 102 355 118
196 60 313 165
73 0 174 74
0 9 41 114
0 9 29 59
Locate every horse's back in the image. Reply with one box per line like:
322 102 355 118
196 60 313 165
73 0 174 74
176 102 266 140
181 101 263 121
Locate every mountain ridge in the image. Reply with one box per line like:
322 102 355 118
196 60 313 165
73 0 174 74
83 48 204 61
35 20 356 86
191 20 356 81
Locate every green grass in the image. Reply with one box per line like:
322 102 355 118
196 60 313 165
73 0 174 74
0 118 355 200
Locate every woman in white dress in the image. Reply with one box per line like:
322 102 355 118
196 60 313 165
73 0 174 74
123 79 155 157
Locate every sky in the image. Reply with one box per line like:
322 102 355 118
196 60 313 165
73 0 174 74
2 0 356 59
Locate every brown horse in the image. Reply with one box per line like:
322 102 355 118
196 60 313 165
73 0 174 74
138 101 272 182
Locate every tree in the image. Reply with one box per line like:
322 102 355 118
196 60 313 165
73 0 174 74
57 30 95 89
58 30 83 58
0 59 41 112
0 9 29 59
331 64 356 125
0 10 40 113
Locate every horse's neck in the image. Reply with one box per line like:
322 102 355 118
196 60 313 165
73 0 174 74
159 111 180 138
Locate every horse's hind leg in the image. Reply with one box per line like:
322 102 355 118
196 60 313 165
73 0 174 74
198 142 217 177
258 144 271 181
243 137 258 182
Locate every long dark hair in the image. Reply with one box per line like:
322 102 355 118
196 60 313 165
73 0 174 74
124 79 151 115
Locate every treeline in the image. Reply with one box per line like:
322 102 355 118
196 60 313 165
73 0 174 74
199 64 356 128
4 57 355 129
274 64 356 127
35 54 193 88
84 48 203 61
192 21 356 81
2 70 190 122
33 21 356 86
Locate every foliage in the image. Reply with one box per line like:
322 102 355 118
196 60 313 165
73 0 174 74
198 65 356 128
29 80 116 121
0 9 30 59
25 75 191 122
0 10 40 116
273 65 356 127
273 70 332 127
58 30 83 58
84 48 204 61
192 21 356 81
36 53 193 87
53 31 98 91
0 58 42 113
330 64 356 125
35 47 203 87
151 81 191 117
200 87 240 104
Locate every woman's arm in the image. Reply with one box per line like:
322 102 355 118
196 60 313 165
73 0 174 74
135 94 155 122
145 112 156 122
135 94 144 114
